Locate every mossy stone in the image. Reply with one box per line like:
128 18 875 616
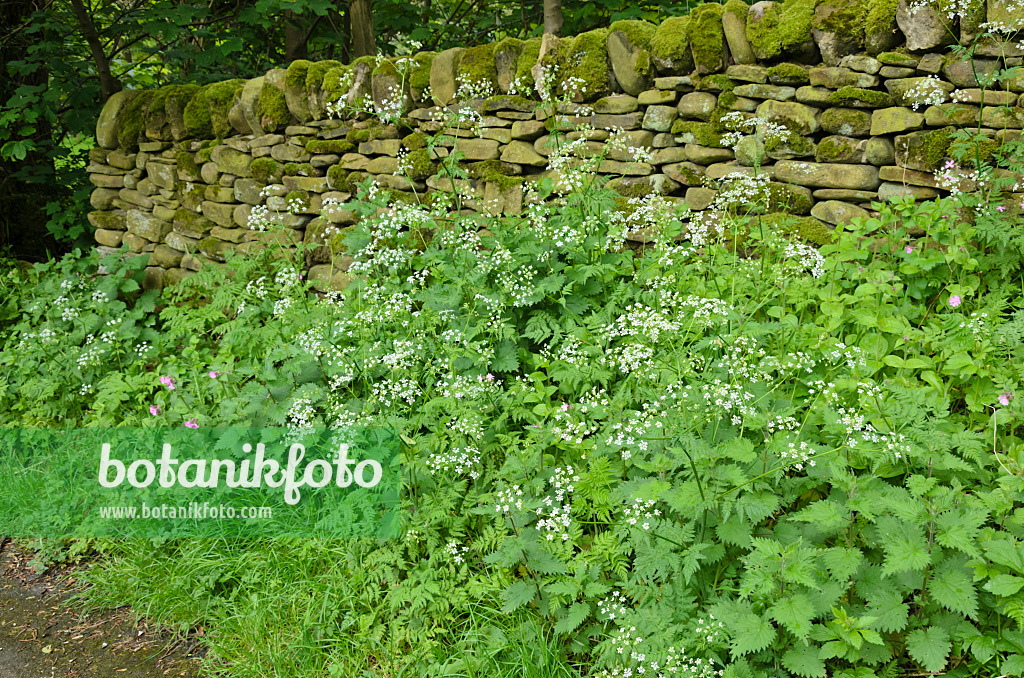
746 0 817 61
176 152 201 181
96 90 141 149
284 60 313 122
305 60 343 91
305 139 355 154
513 38 543 94
759 212 836 245
814 134 864 162
494 39 525 93
458 43 499 90
117 90 155 149
651 16 695 74
895 127 954 172
409 51 437 95
820 107 872 135
722 0 757 65
811 1 868 65
767 63 810 85
565 29 613 101
686 4 728 74
321 66 353 104
827 86 893 107
250 157 282 183
671 120 727 147
865 0 901 53
257 72 294 133
607 22 656 96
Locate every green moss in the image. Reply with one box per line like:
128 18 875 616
458 43 498 89
172 208 213 237
256 82 293 132
695 74 735 92
403 132 427 150
283 162 314 176
286 60 312 90
609 19 657 48
612 182 655 202
812 0 867 41
911 127 955 171
196 146 213 164
176 151 200 178
305 60 343 92
201 79 245 138
465 159 523 189
828 86 893 107
563 29 612 99
718 91 739 110
284 190 310 211
305 139 355 154
724 0 750 18
351 55 380 69
685 3 726 74
250 157 281 183
865 0 900 35
651 16 693 72
760 213 836 245
767 63 810 84
746 0 816 60
514 37 543 91
347 128 372 143
671 120 726 147
117 90 155 149
815 136 855 162
409 51 436 91
149 84 200 119
327 165 348 191
372 59 400 79
322 66 353 102
877 50 918 67
405 149 437 181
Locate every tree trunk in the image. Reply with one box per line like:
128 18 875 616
68 0 121 102
349 0 376 57
543 0 562 36
284 9 309 61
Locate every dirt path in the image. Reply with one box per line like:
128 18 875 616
0 540 205 678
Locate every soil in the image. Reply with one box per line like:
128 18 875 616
0 539 205 678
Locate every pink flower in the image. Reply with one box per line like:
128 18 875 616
905 245 913 254
997 205 1006 212
184 418 199 428
159 376 175 390
949 294 962 308
209 371 220 379
150 405 162 416
485 373 494 382
998 393 1011 407
1019 199 1024 211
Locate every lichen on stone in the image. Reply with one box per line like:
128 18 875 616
685 3 727 73
746 0 816 60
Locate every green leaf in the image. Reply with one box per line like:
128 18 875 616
822 547 863 581
877 517 930 575
728 612 776 658
864 589 909 633
769 594 815 640
782 646 827 678
553 602 589 634
929 564 978 619
1001 653 1024 676
500 580 536 613
906 627 951 673
986 574 1024 597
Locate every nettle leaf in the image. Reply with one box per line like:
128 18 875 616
1001 653 1024 676
986 574 1024 597
728 612 777 658
877 516 931 576
790 499 847 533
500 580 537 613
906 626 951 673
864 589 909 633
782 646 827 678
553 601 589 634
822 547 863 581
929 562 978 619
769 593 815 640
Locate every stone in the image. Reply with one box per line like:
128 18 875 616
271 144 311 163
371 67 410 120
895 128 954 171
119 188 154 209
916 53 944 73
212 146 253 177
241 77 266 135
820 107 872 136
727 96 760 112
705 162 775 180
211 226 247 243
234 204 253 228
653 132 675 147
455 138 500 161
153 204 176 222
981 107 1024 128
605 174 681 196
655 76 694 90
755 100 821 134
592 112 645 129
650 146 690 165
200 162 220 184
95 90 140 149
795 86 832 105
643 105 678 132
871 106 925 135
727 65 768 84
204 185 235 203
677 92 718 120
840 55 882 75
879 164 946 187
166 231 199 252
511 120 546 139
495 41 524 93
735 135 767 166
142 266 164 290
94 229 124 247
607 28 654 96
815 135 867 163
733 84 796 100
948 88 1017 105
812 3 863 66
145 161 177 190
430 47 465 105
880 66 916 78
90 188 119 210
774 160 880 189
87 210 127 231
364 156 399 174
684 144 735 164
896 0 950 51
808 67 879 89
722 10 756 65
311 154 340 169
866 137 896 165
684 187 718 210
594 95 639 114
501 140 547 166
107 150 136 170
811 200 869 225
986 0 1024 31
282 175 329 192
663 162 706 186
126 209 172 241
924 103 979 126
201 200 236 228
813 188 878 200
943 57 999 88
152 244 184 268
598 159 654 175
877 181 940 200
123 233 151 252
307 264 354 292
638 89 677 105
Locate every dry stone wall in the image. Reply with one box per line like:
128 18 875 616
87 0 1024 291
